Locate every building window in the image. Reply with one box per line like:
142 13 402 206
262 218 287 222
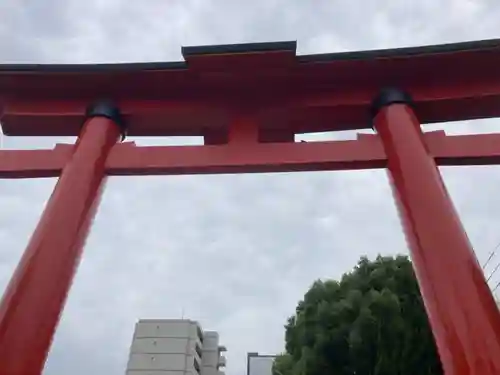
197 326 204 343
195 342 203 359
194 358 201 374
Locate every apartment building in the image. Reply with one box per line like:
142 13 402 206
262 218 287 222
126 319 226 375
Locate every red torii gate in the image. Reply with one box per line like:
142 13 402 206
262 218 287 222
1 39 500 374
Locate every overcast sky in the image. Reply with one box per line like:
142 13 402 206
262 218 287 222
1 1 500 375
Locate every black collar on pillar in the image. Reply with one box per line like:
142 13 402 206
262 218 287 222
85 99 127 141
370 87 414 121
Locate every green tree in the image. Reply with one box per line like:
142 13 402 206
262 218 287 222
272 255 442 375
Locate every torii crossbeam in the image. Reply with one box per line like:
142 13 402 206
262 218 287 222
1 39 500 375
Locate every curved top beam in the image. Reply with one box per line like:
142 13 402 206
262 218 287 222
1 38 500 137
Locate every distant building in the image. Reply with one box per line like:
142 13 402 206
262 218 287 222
247 352 276 375
126 319 226 375
201 331 227 375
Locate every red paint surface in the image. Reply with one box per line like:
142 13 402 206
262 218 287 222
1 41 500 137
3 131 500 178
374 103 500 375
0 116 120 374
0 144 73 178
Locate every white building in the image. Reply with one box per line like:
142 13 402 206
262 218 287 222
126 319 226 375
201 331 227 375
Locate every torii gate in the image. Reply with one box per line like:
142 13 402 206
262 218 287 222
1 39 500 375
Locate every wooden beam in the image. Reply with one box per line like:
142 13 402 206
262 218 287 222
2 132 500 179
105 137 386 176
0 144 72 178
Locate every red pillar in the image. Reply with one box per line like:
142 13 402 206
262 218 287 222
372 88 500 375
0 101 123 375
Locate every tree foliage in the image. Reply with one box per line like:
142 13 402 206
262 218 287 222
272 255 442 375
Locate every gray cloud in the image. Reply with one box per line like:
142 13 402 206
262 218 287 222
1 1 500 375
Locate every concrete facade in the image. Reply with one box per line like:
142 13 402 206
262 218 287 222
201 331 226 375
126 319 226 375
